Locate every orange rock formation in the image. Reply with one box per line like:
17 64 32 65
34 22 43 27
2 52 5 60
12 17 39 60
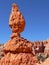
0 3 38 65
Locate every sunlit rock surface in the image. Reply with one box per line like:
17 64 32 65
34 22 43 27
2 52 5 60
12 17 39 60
0 3 38 65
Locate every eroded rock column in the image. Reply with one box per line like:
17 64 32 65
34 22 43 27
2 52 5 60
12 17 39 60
0 3 38 65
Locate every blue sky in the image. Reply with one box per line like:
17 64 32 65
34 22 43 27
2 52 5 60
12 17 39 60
0 0 49 43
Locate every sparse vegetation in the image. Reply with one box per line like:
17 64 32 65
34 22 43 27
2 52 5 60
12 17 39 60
36 53 49 62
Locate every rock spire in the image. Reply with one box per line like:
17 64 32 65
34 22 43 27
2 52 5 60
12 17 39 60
0 3 38 65
9 3 25 34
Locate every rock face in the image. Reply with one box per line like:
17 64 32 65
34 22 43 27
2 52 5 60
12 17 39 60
44 39 49 54
0 3 38 65
9 3 25 33
32 39 49 54
0 44 4 59
33 41 45 54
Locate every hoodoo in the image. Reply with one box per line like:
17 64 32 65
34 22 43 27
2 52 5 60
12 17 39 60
0 3 38 65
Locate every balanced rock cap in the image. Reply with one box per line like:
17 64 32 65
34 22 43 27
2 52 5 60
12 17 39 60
9 3 25 33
